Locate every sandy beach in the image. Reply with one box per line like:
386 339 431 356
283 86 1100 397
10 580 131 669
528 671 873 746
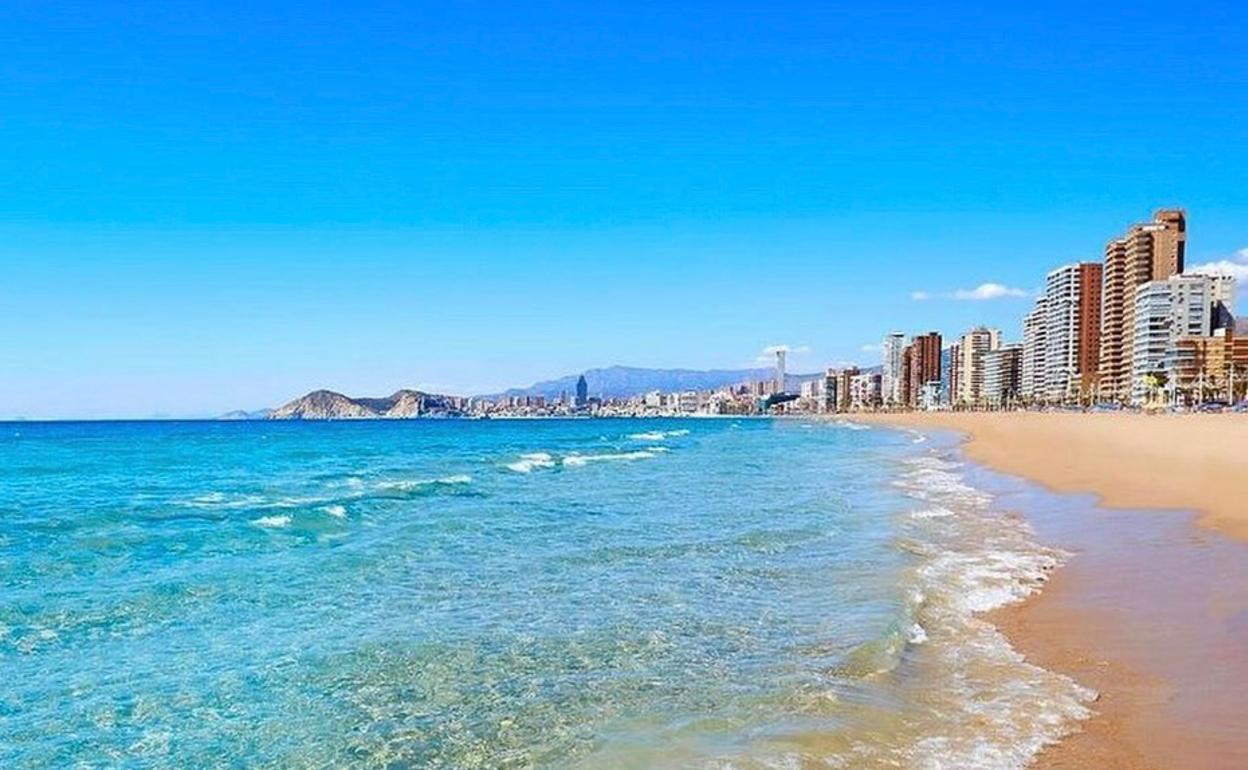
855 412 1248 769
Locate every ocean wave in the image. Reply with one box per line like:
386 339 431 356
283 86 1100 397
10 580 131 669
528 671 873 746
883 449 1096 770
505 453 557 473
506 449 666 471
562 450 659 467
832 419 872 431
251 515 292 529
181 474 474 512
322 504 347 518
179 492 270 509
627 428 691 441
628 431 667 441
375 475 471 492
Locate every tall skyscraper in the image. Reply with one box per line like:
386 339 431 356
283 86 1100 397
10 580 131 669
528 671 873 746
574 375 589 408
881 332 906 406
1042 263 1102 403
1099 209 1186 402
953 326 1002 406
774 349 787 394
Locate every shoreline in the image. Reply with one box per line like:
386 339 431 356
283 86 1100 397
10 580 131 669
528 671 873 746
854 412 1248 769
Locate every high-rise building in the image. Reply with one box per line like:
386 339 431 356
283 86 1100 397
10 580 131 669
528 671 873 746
1042 263 1102 403
850 372 883 411
821 368 838 414
1099 209 1186 402
1130 275 1215 404
837 367 859 412
982 344 1023 408
905 332 942 407
953 326 1002 406
575 375 589 407
774 349 787 394
881 332 906 406
1207 274 1237 331
947 341 962 407
1021 296 1048 401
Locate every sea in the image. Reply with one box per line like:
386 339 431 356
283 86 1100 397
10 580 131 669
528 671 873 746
0 418 1093 769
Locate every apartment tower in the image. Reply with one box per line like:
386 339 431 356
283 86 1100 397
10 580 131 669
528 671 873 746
1130 274 1217 404
1042 262 1103 403
1021 296 1048 401
954 326 1002 406
1099 209 1186 402
881 332 907 406
905 332 943 407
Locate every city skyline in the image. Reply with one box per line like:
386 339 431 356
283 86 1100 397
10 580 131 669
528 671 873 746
4 2 1248 418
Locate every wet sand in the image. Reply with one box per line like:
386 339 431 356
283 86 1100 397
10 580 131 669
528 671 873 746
854 412 1248 770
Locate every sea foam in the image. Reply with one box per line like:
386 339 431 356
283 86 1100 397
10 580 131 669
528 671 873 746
885 449 1096 770
251 515 292 529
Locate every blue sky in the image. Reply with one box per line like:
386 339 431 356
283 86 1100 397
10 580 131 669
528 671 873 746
2 1 1246 418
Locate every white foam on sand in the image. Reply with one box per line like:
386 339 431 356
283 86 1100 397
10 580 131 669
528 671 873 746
883 450 1096 770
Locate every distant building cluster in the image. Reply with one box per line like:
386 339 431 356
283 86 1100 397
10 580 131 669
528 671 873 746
465 377 795 418
879 209 1245 412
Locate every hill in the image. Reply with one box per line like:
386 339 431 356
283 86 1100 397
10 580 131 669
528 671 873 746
267 389 462 420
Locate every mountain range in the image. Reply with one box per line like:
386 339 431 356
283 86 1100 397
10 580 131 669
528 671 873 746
491 365 821 400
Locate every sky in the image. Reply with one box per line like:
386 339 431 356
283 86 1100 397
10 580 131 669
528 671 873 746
2 1 1247 418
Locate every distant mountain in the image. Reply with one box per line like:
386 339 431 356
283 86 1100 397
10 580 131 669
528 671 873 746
267 389 462 420
217 408 274 421
490 365 829 400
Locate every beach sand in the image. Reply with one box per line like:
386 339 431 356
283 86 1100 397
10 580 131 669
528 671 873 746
853 412 1248 770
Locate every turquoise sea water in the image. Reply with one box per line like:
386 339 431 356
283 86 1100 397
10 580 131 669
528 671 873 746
0 419 1092 769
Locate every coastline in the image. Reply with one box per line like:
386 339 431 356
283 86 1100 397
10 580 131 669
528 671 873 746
852 412 1248 542
854 412 1248 769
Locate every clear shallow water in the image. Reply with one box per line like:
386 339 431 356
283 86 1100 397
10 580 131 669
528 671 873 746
0 419 1091 769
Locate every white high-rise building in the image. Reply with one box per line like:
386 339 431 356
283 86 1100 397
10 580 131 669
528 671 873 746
1021 296 1048 401
1043 265 1084 403
1131 275 1216 405
774 349 786 394
881 332 906 406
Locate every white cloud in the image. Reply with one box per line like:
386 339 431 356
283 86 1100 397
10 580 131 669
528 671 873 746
1187 248 1248 282
951 283 1030 300
761 344 810 355
911 283 1028 301
860 343 883 353
755 344 811 365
